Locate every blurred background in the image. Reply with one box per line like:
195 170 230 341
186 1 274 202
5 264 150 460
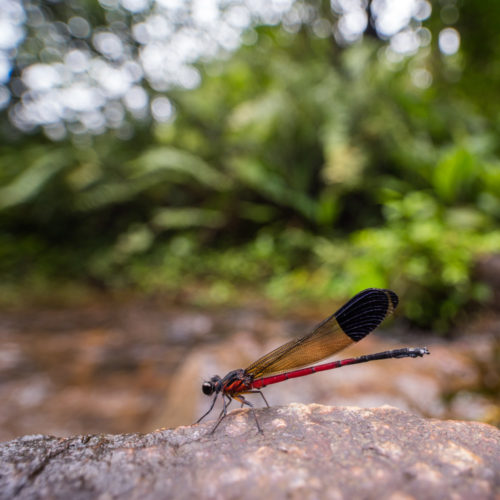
0 0 499 441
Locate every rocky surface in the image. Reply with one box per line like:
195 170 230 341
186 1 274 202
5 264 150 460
1 404 498 500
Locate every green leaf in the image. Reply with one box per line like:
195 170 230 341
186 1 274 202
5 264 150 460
129 147 232 190
152 207 226 229
0 149 69 210
433 148 480 203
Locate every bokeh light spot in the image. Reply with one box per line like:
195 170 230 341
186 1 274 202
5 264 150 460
151 96 173 122
68 16 91 38
439 27 460 55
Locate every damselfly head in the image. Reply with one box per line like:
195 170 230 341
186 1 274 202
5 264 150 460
202 381 214 395
202 375 221 396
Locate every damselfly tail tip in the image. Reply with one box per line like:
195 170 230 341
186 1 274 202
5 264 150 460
412 347 430 357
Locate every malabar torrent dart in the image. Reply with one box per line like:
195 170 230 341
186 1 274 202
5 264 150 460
196 288 430 433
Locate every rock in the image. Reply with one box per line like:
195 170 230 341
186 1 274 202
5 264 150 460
0 404 498 500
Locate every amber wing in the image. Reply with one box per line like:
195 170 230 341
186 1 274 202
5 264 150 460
244 288 398 379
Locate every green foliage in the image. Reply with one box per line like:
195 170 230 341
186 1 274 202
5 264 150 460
433 148 481 204
1 4 500 331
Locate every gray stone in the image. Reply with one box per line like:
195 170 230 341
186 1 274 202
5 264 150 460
0 404 498 500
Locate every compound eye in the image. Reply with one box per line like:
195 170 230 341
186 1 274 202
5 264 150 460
202 382 214 395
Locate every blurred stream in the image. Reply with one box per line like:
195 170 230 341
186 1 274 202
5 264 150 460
0 298 498 442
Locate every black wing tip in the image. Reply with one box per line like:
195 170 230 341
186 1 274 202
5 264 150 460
335 288 399 342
